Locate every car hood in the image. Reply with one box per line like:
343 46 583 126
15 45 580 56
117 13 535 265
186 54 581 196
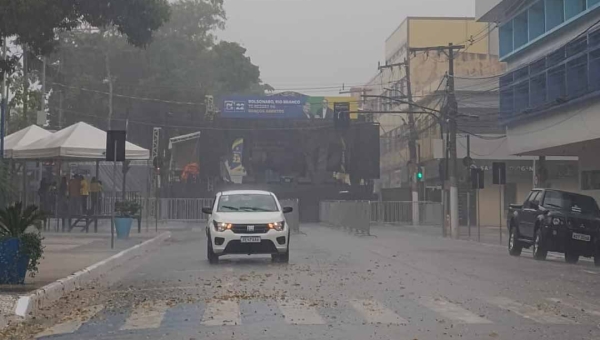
212 212 285 224
547 209 600 221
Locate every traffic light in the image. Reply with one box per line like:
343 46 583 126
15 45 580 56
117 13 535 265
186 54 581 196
416 167 424 182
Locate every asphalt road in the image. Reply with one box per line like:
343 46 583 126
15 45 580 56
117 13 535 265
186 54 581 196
17 224 600 340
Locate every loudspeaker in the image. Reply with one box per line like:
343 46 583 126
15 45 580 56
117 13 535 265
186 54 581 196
106 130 126 162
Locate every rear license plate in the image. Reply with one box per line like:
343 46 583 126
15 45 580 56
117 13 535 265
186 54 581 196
572 233 591 242
241 236 261 243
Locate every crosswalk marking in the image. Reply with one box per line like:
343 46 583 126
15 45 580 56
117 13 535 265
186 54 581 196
350 299 407 325
547 298 600 317
35 305 104 338
420 297 492 324
120 301 170 330
201 300 241 326
277 299 325 325
487 297 576 324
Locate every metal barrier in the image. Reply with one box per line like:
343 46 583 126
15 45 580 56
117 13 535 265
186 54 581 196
370 201 442 226
280 199 300 233
320 201 371 235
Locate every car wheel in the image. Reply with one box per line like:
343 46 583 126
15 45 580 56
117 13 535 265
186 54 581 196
565 251 580 264
207 237 218 264
532 228 547 261
508 224 523 257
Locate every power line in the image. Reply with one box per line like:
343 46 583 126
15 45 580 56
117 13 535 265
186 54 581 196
50 82 206 106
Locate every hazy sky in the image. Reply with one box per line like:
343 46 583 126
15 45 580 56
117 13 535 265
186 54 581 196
218 0 476 95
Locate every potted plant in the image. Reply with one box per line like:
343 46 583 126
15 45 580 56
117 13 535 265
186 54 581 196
0 202 45 284
114 200 140 240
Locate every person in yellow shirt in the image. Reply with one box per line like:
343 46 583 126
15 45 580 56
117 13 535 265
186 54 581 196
80 175 90 214
90 177 102 214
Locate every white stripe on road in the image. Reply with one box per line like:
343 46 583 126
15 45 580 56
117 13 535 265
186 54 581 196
582 270 598 275
120 301 170 330
36 305 104 338
350 299 407 325
278 299 325 325
420 297 491 324
487 297 576 324
201 300 241 326
547 298 600 317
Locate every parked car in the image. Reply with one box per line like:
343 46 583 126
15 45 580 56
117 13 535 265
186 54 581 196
202 190 293 264
507 189 600 266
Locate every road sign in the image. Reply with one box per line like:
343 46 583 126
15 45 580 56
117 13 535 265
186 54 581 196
471 168 484 189
106 130 126 162
492 162 506 185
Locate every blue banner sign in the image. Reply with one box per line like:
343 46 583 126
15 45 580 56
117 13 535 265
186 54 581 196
221 95 309 119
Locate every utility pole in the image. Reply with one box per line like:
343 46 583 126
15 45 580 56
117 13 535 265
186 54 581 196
1 37 7 158
105 52 113 130
403 58 419 226
409 43 464 239
377 60 420 224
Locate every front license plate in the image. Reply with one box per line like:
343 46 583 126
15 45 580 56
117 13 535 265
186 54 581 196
241 236 261 243
572 233 591 242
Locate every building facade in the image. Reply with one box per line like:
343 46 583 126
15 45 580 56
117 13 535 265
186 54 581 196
365 17 504 193
478 0 600 202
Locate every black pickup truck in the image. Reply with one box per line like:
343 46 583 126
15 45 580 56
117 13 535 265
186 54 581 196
507 189 600 265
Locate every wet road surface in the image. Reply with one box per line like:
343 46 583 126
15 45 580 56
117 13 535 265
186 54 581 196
14 224 600 339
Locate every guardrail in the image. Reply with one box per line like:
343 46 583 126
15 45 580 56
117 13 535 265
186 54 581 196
370 201 442 226
320 201 371 235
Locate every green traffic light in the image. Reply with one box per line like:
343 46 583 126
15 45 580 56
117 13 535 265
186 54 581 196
417 172 423 180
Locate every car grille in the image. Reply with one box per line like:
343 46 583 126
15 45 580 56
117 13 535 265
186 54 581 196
567 218 598 232
231 224 269 234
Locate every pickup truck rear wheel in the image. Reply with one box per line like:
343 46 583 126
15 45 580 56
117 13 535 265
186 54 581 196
565 251 580 264
532 228 548 261
508 225 523 256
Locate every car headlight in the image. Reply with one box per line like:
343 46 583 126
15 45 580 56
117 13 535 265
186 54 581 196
268 221 285 231
213 221 232 232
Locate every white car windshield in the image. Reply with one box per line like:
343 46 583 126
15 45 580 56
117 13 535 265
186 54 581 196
217 194 279 212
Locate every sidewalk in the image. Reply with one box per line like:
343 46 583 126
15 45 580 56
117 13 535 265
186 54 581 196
0 220 185 327
370 223 507 246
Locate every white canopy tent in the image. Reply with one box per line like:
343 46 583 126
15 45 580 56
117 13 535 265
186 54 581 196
3 125 53 158
12 122 150 160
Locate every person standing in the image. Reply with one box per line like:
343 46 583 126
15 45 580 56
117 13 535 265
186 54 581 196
68 175 81 215
38 178 49 213
90 177 102 214
80 175 90 215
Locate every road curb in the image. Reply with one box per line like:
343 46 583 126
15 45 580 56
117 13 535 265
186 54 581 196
12 231 171 319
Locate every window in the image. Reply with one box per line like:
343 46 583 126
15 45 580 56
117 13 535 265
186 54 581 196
217 194 279 212
529 1 546 40
565 0 586 20
589 48 600 90
514 11 529 49
543 190 600 213
530 74 548 107
590 0 600 8
547 64 566 102
566 55 588 97
546 0 565 30
500 22 514 57
514 81 531 111
582 170 600 190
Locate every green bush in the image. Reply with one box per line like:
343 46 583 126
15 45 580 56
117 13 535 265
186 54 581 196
115 200 141 218
0 202 45 277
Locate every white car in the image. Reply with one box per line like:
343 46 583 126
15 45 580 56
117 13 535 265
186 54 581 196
202 190 293 264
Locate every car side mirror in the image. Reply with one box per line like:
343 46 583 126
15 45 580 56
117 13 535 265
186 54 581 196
202 207 213 215
282 207 293 214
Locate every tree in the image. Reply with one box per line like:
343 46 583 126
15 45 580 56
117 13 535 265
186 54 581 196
0 0 171 76
44 0 269 149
